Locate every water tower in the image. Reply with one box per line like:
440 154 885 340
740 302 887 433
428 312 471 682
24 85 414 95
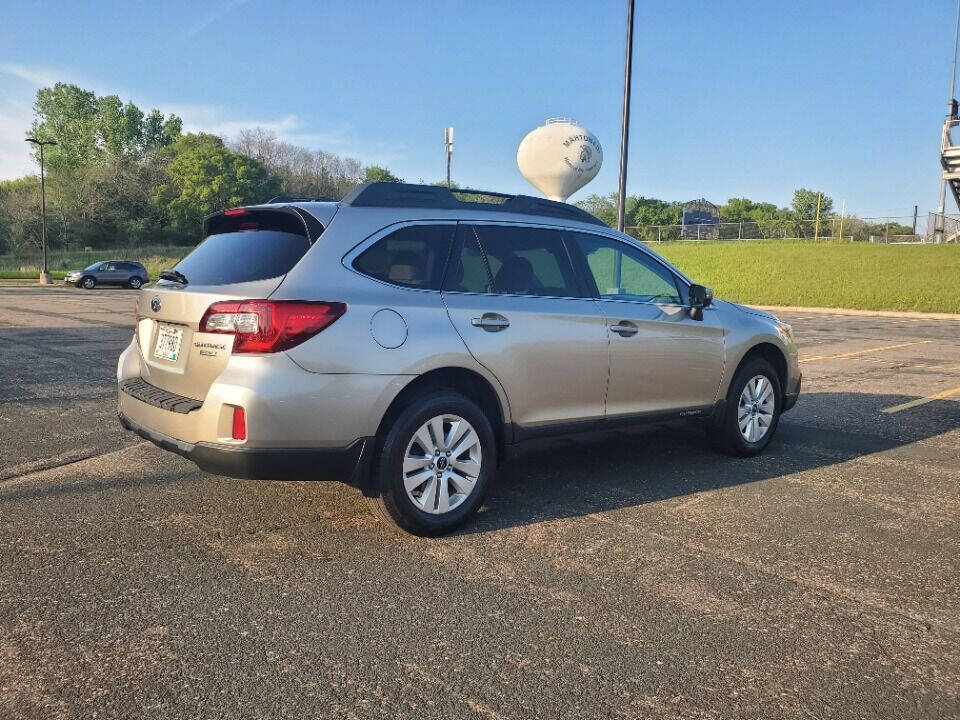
517 119 602 202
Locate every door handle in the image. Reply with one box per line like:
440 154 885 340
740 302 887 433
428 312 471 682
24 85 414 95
610 320 638 337
471 313 510 332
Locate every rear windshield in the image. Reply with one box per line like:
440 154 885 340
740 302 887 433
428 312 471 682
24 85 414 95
170 210 311 286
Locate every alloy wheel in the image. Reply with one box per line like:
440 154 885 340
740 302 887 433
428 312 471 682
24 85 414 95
738 375 775 443
402 414 482 514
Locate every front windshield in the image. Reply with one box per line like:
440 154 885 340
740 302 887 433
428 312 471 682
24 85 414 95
84 262 102 271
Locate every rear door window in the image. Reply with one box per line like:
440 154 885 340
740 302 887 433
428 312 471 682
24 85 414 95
353 224 455 290
170 210 312 286
469 225 581 298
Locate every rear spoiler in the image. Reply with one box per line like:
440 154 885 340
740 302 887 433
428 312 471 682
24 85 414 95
200 205 325 243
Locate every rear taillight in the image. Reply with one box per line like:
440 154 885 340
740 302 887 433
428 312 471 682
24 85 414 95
199 300 346 353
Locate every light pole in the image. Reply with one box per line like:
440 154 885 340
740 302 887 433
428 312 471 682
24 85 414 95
25 137 57 284
616 0 635 233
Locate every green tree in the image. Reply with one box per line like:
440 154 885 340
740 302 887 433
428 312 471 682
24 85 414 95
575 194 619 226
156 133 281 234
30 83 182 169
30 84 100 169
575 193 682 228
363 165 403 183
0 177 43 254
143 110 183 150
791 188 833 219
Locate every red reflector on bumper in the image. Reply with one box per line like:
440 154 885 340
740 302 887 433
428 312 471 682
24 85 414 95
232 406 246 441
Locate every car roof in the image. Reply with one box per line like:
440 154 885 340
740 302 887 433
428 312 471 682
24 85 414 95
232 183 607 236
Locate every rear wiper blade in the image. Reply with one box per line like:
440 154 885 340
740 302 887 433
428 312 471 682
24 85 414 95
159 269 188 285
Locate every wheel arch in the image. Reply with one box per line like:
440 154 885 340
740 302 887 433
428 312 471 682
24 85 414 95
734 342 788 396
374 366 509 463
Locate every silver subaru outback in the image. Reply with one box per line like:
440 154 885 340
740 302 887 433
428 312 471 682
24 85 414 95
118 183 800 536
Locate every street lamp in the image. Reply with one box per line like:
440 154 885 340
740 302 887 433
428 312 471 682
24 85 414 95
25 137 57 284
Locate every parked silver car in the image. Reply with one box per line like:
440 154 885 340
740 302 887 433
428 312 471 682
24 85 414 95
66 260 149 289
117 183 801 535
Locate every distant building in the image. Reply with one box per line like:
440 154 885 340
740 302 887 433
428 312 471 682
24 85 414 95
681 198 719 238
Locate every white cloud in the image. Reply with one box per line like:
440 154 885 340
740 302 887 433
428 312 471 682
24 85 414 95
0 92 38 179
181 0 254 41
0 62 63 88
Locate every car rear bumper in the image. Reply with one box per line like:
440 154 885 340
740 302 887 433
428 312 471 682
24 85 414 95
118 409 372 485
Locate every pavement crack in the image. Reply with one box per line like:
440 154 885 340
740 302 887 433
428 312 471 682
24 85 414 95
0 442 149 483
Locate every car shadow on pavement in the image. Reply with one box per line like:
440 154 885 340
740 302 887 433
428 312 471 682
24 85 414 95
458 392 960 535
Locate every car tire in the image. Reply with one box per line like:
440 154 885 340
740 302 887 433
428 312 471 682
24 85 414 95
80 276 96 290
128 277 143 289
711 357 782 457
367 391 496 537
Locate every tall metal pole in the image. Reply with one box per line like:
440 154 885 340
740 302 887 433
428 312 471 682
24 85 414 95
950 0 960 102
616 0 635 233
26 137 55 284
39 142 48 279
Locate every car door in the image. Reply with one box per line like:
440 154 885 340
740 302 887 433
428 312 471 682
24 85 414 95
442 223 608 433
98 262 123 285
116 262 136 284
566 232 725 418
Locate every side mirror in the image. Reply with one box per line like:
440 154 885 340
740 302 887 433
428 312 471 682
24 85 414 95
688 284 713 320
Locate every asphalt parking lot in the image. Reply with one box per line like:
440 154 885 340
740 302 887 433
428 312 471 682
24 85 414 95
1 285 958 720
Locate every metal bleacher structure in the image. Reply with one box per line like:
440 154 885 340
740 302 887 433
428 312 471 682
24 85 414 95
936 102 960 243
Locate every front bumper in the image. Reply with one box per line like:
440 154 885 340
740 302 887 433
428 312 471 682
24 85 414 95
782 372 802 412
119 409 372 485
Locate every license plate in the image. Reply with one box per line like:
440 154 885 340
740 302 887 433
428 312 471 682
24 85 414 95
154 324 183 362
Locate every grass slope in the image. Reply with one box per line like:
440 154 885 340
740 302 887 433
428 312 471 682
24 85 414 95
3 241 959 313
653 242 960 314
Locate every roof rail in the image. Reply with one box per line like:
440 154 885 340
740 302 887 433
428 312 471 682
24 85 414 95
340 183 606 226
268 194 337 204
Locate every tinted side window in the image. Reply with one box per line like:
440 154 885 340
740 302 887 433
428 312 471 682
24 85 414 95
570 233 683 304
472 225 580 298
353 224 455 290
443 226 493 293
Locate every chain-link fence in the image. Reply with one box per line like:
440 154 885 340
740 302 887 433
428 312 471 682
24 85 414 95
926 212 960 243
626 216 926 243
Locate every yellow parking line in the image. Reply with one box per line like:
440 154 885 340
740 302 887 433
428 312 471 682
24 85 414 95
800 340 931 363
882 385 960 414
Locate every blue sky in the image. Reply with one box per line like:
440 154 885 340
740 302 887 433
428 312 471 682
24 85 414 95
0 0 955 218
